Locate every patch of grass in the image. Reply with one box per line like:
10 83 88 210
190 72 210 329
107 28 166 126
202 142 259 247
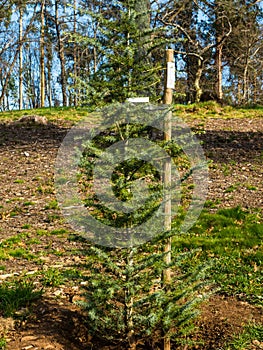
55 176 68 185
44 200 59 210
204 199 222 208
0 250 9 260
0 337 6 350
173 206 263 305
46 213 61 222
0 235 22 247
8 248 36 260
36 229 49 236
13 179 24 184
36 185 54 195
174 102 263 119
21 224 31 229
27 238 41 245
68 233 88 243
0 280 42 317
62 268 83 280
1 104 262 128
0 234 36 261
23 201 34 207
50 228 69 236
224 184 240 193
246 184 258 191
40 268 65 287
224 324 263 349
221 164 231 176
0 106 98 125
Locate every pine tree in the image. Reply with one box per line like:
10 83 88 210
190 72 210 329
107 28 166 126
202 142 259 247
79 239 208 348
73 103 210 349
69 0 160 106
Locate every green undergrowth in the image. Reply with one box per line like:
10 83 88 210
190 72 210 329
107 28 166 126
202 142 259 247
0 338 6 350
173 206 263 305
0 102 263 126
0 204 261 348
0 106 98 125
224 324 263 349
174 101 263 119
0 280 42 317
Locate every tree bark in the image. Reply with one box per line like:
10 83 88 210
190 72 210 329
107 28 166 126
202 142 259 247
40 0 45 108
242 61 249 104
216 43 223 102
55 0 67 107
194 58 203 103
73 0 78 106
19 7 23 110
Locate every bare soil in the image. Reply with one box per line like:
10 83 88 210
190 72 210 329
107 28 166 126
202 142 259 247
0 116 262 349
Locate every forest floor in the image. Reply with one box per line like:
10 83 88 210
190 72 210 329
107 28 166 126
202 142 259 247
0 104 262 349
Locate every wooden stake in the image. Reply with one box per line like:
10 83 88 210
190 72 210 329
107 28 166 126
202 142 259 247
163 49 174 105
163 48 174 350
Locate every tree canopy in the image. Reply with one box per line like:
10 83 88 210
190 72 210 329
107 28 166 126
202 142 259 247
0 0 263 110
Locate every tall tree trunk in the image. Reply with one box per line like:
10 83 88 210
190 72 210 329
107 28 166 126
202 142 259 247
215 2 224 103
55 0 67 107
184 0 196 104
237 78 242 105
242 59 249 104
19 7 23 110
134 0 151 59
0 49 20 107
194 58 203 103
73 0 78 106
40 0 45 107
47 53 52 107
45 1 52 108
216 43 223 102
134 0 151 96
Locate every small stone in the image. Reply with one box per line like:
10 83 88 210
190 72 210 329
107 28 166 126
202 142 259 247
22 346 34 350
252 340 263 348
21 335 39 342
26 270 38 275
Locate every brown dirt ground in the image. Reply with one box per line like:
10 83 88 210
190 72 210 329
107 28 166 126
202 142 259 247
0 116 262 349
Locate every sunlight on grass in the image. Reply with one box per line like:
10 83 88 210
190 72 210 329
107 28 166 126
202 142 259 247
0 280 42 317
1 103 263 125
0 106 101 125
174 102 263 119
225 324 263 350
173 206 263 305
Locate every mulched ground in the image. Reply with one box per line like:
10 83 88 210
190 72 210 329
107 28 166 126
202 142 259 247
0 115 262 349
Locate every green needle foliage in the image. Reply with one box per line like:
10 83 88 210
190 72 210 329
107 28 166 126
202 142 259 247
71 104 211 350
79 241 209 348
70 0 162 106
75 104 210 347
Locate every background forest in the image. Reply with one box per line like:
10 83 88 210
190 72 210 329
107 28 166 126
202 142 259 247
0 0 263 111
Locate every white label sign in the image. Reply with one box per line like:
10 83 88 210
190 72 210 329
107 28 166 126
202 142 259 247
167 62 175 89
127 97 150 103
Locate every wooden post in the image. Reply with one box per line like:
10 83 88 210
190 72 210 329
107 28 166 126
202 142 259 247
163 48 174 350
163 49 174 105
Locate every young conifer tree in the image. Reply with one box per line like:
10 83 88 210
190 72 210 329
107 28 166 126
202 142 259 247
70 0 161 106
76 104 209 349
